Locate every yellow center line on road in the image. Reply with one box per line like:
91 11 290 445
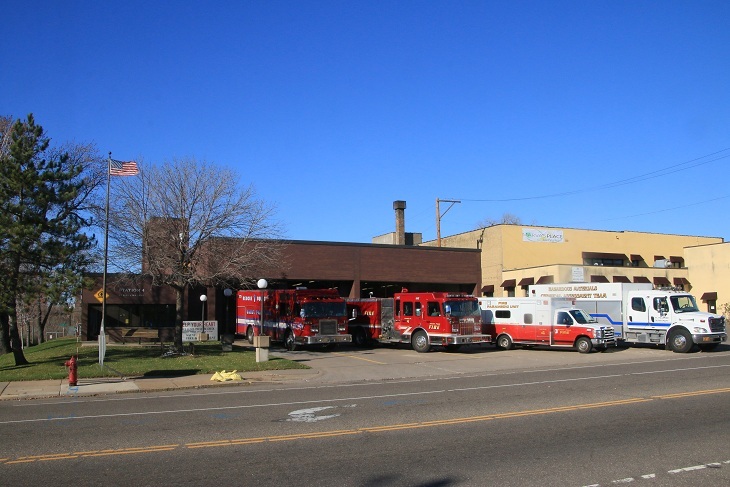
654 386 730 399
3 387 729 465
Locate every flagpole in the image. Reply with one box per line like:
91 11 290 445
99 152 112 367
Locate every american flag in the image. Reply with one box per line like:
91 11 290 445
109 159 139 176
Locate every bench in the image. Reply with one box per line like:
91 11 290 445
116 327 161 344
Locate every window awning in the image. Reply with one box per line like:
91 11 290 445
630 254 643 261
633 276 651 283
518 277 534 286
653 277 671 286
501 279 516 288
481 285 494 293
613 275 631 283
673 277 690 286
701 292 717 301
590 275 609 283
536 275 554 284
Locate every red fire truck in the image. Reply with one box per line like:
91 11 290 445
347 290 490 352
236 288 351 351
478 297 616 353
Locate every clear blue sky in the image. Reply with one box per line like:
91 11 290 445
3 1 729 243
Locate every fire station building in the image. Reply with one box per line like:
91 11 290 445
80 201 728 340
426 224 726 314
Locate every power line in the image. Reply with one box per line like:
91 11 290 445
449 147 730 203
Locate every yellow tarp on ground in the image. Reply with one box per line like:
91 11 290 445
210 370 242 382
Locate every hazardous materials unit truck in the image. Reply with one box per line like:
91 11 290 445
347 290 490 352
529 283 726 353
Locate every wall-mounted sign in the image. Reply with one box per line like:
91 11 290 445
522 228 564 243
571 267 585 282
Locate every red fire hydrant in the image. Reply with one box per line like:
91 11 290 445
65 356 78 386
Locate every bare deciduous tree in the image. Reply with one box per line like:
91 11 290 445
475 212 522 229
107 157 285 351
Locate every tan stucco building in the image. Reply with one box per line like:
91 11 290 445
424 224 725 313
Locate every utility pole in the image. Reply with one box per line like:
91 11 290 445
435 198 461 247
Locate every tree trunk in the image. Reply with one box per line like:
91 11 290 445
8 308 29 365
0 311 11 355
174 287 185 352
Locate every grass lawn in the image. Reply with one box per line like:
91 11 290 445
0 337 308 382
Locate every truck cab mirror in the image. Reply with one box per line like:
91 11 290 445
444 305 452 315
300 309 306 319
351 308 358 319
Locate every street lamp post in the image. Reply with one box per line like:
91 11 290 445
257 279 268 336
255 279 268 363
199 294 207 339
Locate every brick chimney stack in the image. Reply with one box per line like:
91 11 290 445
393 200 406 245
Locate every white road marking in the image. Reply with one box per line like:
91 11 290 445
286 406 340 423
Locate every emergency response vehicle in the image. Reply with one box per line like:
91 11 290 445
529 283 727 353
478 297 616 353
347 290 490 352
236 288 351 351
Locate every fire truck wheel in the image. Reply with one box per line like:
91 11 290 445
496 334 513 350
285 331 298 351
575 336 593 354
412 330 431 353
668 328 693 353
246 326 254 345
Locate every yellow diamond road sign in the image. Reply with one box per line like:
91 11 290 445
94 289 109 302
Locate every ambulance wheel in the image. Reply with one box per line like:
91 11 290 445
412 330 431 353
284 331 298 351
576 337 593 354
246 326 254 344
668 328 693 353
496 334 513 350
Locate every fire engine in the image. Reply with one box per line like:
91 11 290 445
236 288 351 351
479 297 616 353
347 290 490 353
529 283 727 353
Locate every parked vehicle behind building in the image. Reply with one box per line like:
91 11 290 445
529 283 726 353
236 288 351 351
347 290 490 352
478 297 615 353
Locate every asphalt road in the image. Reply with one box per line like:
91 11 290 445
1 343 729 486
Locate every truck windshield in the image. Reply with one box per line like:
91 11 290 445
670 295 699 313
569 309 596 324
301 302 347 318
444 300 481 317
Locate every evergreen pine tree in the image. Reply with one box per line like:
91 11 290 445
0 114 94 364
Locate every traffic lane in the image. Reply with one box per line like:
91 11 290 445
1 352 729 460
2 385 728 487
3 344 729 423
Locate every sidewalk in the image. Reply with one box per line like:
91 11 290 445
0 368 319 401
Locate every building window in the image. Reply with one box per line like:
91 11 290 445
584 257 624 267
